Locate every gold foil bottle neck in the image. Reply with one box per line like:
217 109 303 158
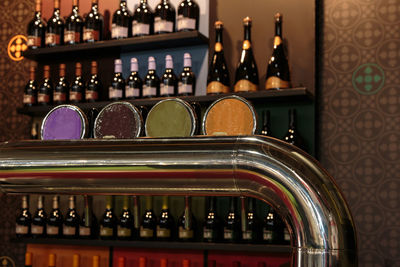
243 16 252 26
274 13 282 22
215 21 223 29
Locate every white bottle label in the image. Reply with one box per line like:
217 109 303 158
63 225 76 236
203 228 213 239
125 85 140 98
79 226 91 236
223 229 233 239
31 225 44 235
15 225 29 234
143 85 156 97
46 225 59 235
111 24 128 38
154 17 173 33
109 87 123 99
132 21 150 35
242 230 252 240
263 229 273 241
177 15 196 31
160 84 174 96
178 82 192 94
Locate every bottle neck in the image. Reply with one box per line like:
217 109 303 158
91 63 98 75
52 196 59 209
148 60 156 71
162 196 168 210
120 0 127 8
183 58 192 68
22 196 29 209
35 0 42 13
275 20 282 38
248 198 255 212
75 67 82 76
244 25 251 41
165 59 173 69
29 68 35 81
37 196 44 209
184 196 191 229
59 67 66 77
69 196 75 209
141 0 148 4
229 197 236 212
115 63 122 73
122 196 129 210
131 62 138 72
105 196 112 210
72 4 79 14
289 109 296 129
53 0 60 10
91 2 98 11
208 197 216 212
215 28 223 44
145 196 152 210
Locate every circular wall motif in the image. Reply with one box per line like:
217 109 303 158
330 44 361 73
377 0 400 24
377 39 400 69
0 256 15 267
353 156 385 186
352 63 385 95
378 227 400 260
329 88 360 118
10 2 30 24
336 179 361 206
352 110 384 140
329 134 361 164
0 22 15 43
7 35 27 61
322 67 338 95
358 250 385 267
377 86 400 116
323 25 338 51
377 179 399 210
320 112 337 140
378 132 400 162
319 157 338 178
354 202 385 234
6 71 28 95
352 20 384 48
330 1 361 29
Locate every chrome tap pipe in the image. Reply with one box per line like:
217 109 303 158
0 136 357 266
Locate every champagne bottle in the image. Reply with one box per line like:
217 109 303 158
112 0 132 39
53 63 68 104
223 197 241 242
27 0 46 49
177 0 199 31
100 196 117 239
83 0 104 42
140 196 157 240
117 196 134 240
260 110 271 136
154 0 176 34
265 13 291 90
31 196 46 238
262 206 284 244
234 17 259 92
132 0 154 37
160 55 178 97
73 254 80 267
47 196 63 238
207 21 230 95
45 0 64 47
143 57 160 98
109 59 125 100
23 66 38 107
38 65 53 106
126 58 142 99
178 196 196 241
86 61 102 102
70 62 85 103
79 195 98 239
16 195 31 238
48 254 56 267
241 197 262 243
133 196 141 238
282 109 305 150
25 252 33 267
156 196 175 240
63 196 80 238
203 196 222 242
178 53 196 96
64 0 84 44
92 256 100 267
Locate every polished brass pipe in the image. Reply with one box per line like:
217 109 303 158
0 136 357 266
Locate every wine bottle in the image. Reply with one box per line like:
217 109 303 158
118 257 126 267
177 0 199 31
143 57 160 98
79 195 98 239
262 206 284 244
117 196 134 240
140 196 157 240
223 197 241 242
203 196 222 242
31 122 39 140
265 13 291 90
100 196 117 239
53 63 69 104
234 17 259 92
260 110 271 136
112 0 132 39
207 21 230 95
160 55 177 97
133 196 141 238
83 0 104 42
178 196 196 241
45 0 64 47
73 254 80 267
154 0 176 34
126 58 142 99
160 259 168 267
70 62 85 103
31 195 46 238
139 257 146 267
156 196 175 240
132 0 154 37
178 53 196 96
48 254 56 267
63 196 80 238
283 225 291 245
27 0 46 49
16 195 31 238
23 66 38 107
92 256 100 267
282 109 305 150
182 259 190 267
38 65 53 106
86 61 101 102
64 0 83 44
241 197 262 243
109 59 125 100
25 252 33 267
47 196 63 238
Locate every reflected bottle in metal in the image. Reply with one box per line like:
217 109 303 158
31 196 46 238
117 196 134 240
140 196 157 240
99 196 117 240
178 196 196 241
203 196 222 242
223 197 241 243
156 196 175 240
46 196 63 238
16 195 31 238
63 196 80 238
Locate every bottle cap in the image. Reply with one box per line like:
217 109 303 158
60 64 66 70
274 13 282 22
130 58 139 72
115 59 123 73
183 53 192 67
73 254 80 267
91 61 98 75
25 252 32 266
165 55 173 69
48 254 56 267
44 65 50 71
243 16 252 26
148 56 156 70
215 21 223 29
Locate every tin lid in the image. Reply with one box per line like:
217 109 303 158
41 105 88 140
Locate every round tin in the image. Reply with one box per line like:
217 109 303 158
202 95 257 136
145 98 197 137
94 102 143 139
41 104 88 140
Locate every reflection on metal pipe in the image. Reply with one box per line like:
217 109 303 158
0 136 357 266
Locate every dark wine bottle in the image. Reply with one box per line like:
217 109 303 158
109 59 125 100
241 197 262 243
223 197 241 242
132 0 154 37
156 196 175 240
282 109 305 150
262 206 284 244
79 195 98 239
117 196 134 240
132 196 141 238
203 196 222 242
126 58 142 99
16 195 31 238
265 13 291 90
63 196 80 238
25 252 33 267
234 17 259 92
38 65 53 106
47 196 63 238
260 110 271 136
70 62 85 103
23 66 38 107
27 0 46 49
112 0 132 39
154 0 176 34
143 57 160 98
100 196 117 239
178 53 196 96
83 0 104 42
53 63 69 104
31 196 46 238
160 55 177 97
45 0 64 47
140 196 157 240
64 0 84 44
177 0 199 31
86 61 101 102
207 21 230 95
177 196 196 241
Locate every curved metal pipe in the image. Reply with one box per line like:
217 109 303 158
0 136 357 266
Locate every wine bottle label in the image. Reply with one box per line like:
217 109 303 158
117 226 132 237
160 84 174 96
140 226 154 238
63 225 76 236
177 15 196 31
23 94 36 104
242 230 252 240
79 226 91 236
178 82 192 94
53 92 66 102
83 28 99 41
242 40 251 50
46 225 59 235
223 229 233 239
154 18 173 33
109 87 123 99
156 226 171 238
142 85 157 97
265 76 290 90
64 30 80 43
203 228 213 239
15 225 29 234
31 225 44 235
125 85 140 98
132 21 150 36
86 90 98 101
234 79 258 92
70 91 82 101
263 229 273 241
284 228 290 242
37 93 50 103
178 227 193 239
27 36 41 47
45 33 60 46
207 81 229 94
100 226 113 237
215 42 223 52
111 24 128 39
